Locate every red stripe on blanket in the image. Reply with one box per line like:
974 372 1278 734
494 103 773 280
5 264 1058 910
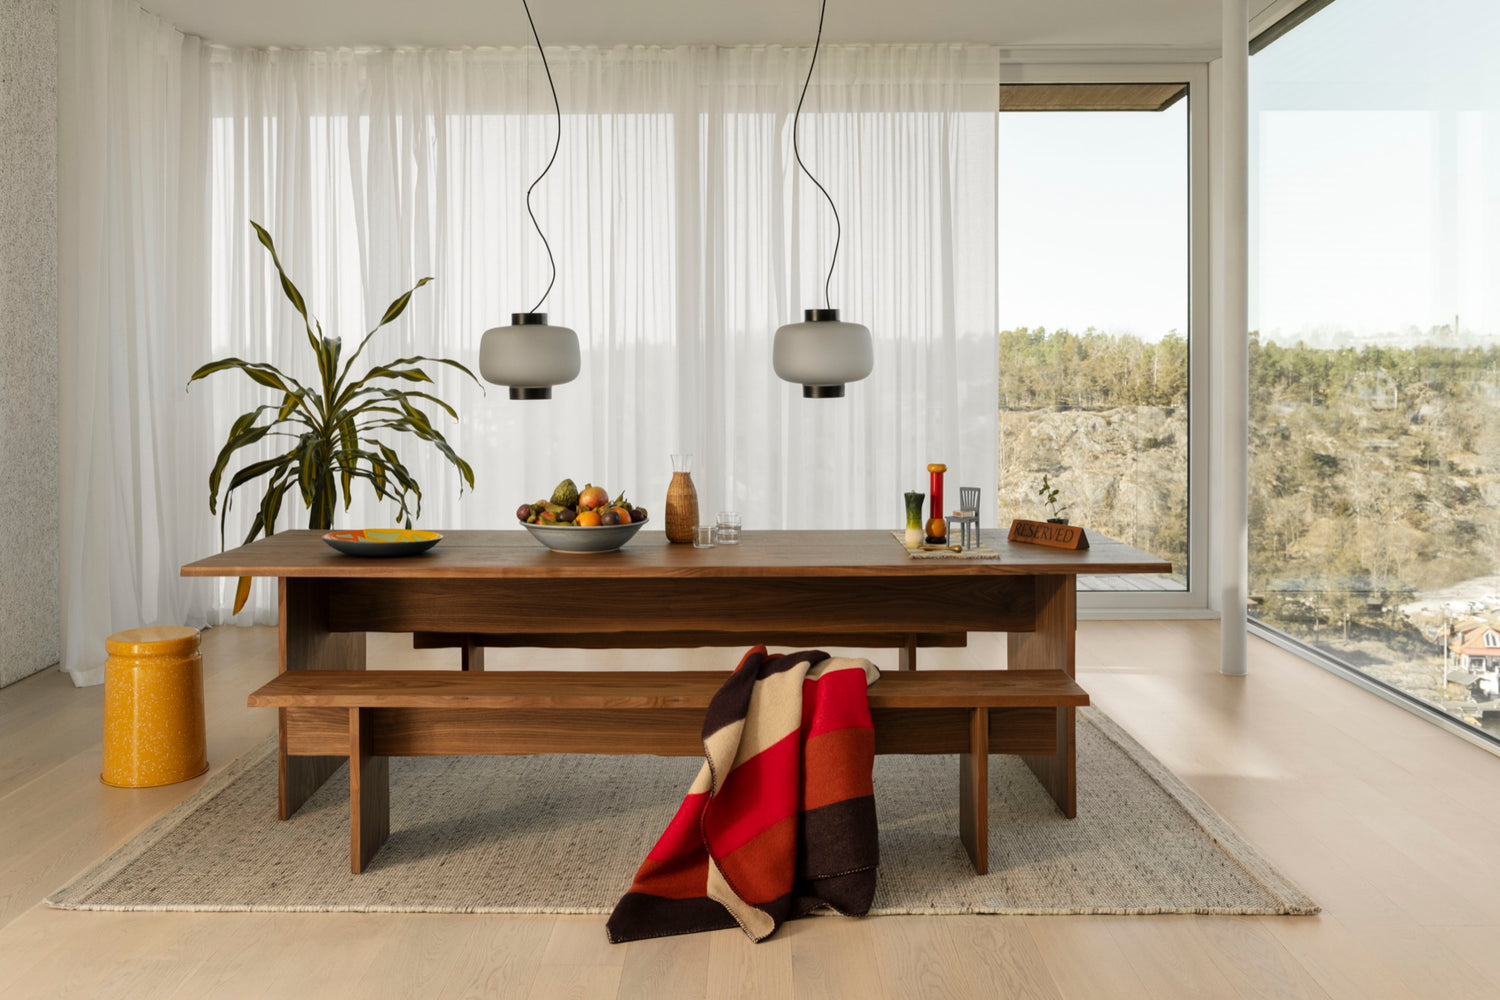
801 667 875 738
646 790 709 862
703 731 800 856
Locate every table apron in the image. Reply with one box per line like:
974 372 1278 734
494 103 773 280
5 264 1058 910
310 575 1040 635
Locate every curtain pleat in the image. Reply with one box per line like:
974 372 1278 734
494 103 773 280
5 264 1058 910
58 5 998 683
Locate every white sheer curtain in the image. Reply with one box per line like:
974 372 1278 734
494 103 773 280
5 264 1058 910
57 0 212 685
57 10 999 680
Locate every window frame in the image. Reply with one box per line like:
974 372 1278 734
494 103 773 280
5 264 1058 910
997 60 1212 617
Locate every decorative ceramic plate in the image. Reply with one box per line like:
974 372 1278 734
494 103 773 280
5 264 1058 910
322 529 443 557
521 518 646 553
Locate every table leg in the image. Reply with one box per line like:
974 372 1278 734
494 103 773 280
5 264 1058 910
1006 574 1077 817
958 705 989 873
279 577 365 820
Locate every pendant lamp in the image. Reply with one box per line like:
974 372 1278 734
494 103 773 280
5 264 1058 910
772 0 873 398
479 0 579 400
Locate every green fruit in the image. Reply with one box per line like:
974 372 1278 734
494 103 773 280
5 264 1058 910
550 478 580 508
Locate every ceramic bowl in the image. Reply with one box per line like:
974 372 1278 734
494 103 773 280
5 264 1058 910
520 518 646 553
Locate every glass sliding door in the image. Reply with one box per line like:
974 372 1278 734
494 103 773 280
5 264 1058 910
997 80 1196 594
1250 0 1500 741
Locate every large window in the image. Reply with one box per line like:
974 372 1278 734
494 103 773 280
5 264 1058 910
997 80 1195 593
1250 0 1500 740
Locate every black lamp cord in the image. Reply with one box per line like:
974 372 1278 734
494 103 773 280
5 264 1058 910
792 0 840 311
521 0 561 314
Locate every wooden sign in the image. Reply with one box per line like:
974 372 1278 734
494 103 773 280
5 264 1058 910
1008 519 1089 550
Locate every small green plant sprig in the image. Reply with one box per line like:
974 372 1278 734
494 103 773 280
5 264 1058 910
1038 474 1069 521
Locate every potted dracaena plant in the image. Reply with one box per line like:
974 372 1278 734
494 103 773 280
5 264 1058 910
189 221 479 613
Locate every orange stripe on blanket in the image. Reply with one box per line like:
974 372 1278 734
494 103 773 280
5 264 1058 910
801 726 877 812
716 814 799 905
627 852 713 900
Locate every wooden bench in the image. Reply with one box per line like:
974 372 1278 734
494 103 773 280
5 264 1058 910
411 630 969 672
248 668 1089 875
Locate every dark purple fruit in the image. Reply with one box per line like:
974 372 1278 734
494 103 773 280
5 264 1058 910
516 504 532 522
631 507 648 522
599 510 620 525
557 508 576 523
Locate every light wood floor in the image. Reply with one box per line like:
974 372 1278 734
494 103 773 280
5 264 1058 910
2 622 1498 999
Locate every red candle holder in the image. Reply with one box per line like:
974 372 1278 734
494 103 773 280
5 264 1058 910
925 463 947 544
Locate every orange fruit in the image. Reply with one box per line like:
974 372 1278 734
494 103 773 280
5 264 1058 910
609 506 632 524
575 510 602 527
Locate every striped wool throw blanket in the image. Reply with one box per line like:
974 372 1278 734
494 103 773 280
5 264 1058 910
606 647 881 943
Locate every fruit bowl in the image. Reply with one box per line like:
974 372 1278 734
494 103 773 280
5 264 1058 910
521 518 646 553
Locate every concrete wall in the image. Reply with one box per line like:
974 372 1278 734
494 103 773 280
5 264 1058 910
0 0 59 686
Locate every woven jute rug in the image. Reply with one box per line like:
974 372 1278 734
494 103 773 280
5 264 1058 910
50 708 1317 916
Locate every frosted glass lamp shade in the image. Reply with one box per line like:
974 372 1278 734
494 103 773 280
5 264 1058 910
772 308 873 398
479 312 581 400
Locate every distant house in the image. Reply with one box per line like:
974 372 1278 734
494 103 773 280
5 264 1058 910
1451 625 1500 672
1451 626 1500 700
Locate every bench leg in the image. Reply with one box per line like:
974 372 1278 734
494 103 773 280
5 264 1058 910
460 636 486 672
958 706 989 874
350 707 389 873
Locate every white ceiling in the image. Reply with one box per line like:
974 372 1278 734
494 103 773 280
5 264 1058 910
137 0 1259 50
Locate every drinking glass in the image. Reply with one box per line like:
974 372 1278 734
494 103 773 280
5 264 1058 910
714 511 741 545
693 523 716 548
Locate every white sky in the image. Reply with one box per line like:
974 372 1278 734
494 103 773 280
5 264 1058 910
998 0 1500 348
997 104 1188 343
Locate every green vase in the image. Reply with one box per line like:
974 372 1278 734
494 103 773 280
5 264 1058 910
903 491 925 547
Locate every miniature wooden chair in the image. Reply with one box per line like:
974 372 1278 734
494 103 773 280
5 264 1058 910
947 486 981 549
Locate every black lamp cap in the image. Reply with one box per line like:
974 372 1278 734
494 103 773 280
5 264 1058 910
511 312 550 326
803 384 846 398
510 386 553 400
803 308 840 322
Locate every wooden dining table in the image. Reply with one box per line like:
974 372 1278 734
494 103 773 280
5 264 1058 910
182 528 1169 823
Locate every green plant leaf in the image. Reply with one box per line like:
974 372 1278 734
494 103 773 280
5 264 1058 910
250 220 319 352
317 334 343 401
219 453 294 549
373 417 474 492
346 387 459 422
385 355 481 385
188 357 301 395
337 276 435 391
208 423 273 514
336 415 359 509
296 433 320 507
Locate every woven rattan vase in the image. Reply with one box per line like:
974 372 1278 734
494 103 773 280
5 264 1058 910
664 454 698 544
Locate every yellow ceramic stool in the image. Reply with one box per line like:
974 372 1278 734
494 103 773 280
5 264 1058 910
101 626 209 787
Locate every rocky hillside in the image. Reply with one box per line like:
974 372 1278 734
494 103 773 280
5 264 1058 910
997 405 1187 580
